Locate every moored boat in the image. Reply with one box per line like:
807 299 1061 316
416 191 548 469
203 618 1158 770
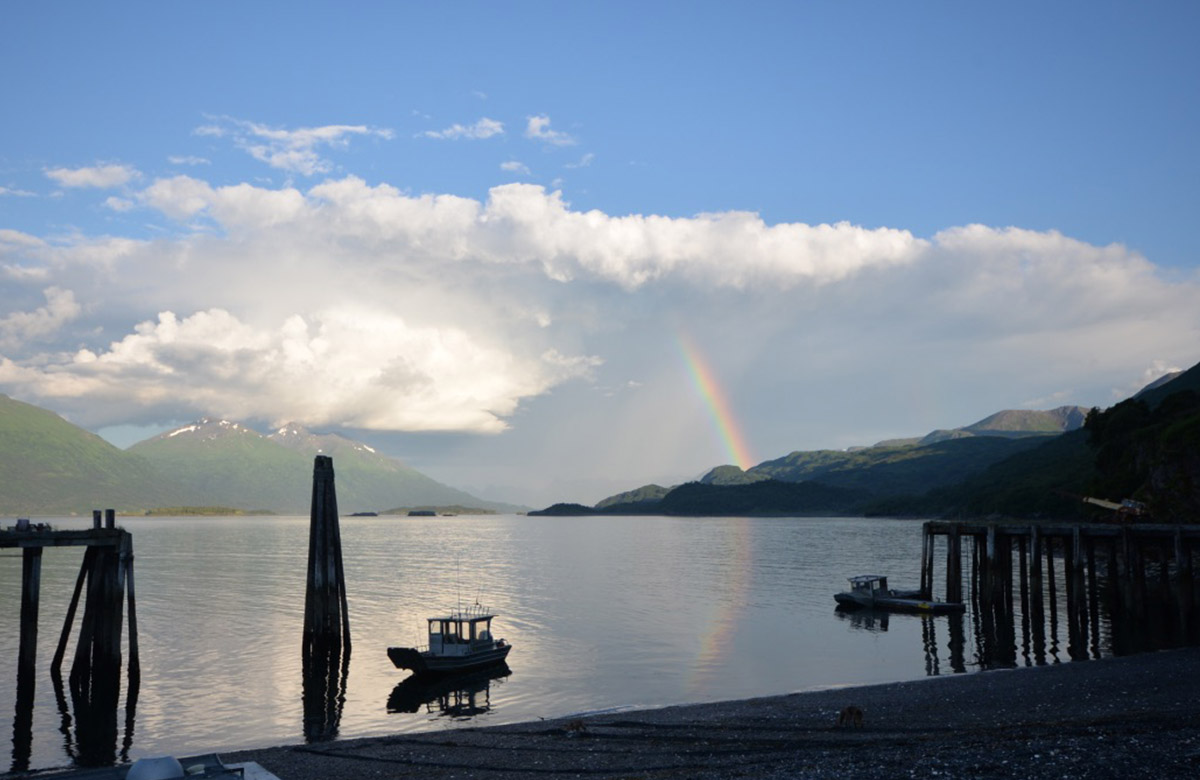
834 574 965 614
388 604 511 675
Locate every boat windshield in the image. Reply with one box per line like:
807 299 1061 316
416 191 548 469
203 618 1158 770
429 616 493 644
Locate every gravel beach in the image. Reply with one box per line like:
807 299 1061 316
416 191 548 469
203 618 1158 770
224 646 1200 779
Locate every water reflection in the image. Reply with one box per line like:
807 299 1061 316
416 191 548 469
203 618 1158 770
301 640 349 743
839 580 1198 677
833 606 890 632
387 664 511 718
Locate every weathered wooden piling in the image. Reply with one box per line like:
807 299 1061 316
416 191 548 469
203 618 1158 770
18 546 43 698
303 455 351 657
301 455 351 743
922 520 1200 663
4 512 138 770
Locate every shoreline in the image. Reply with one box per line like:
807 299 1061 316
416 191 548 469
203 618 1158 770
222 646 1200 779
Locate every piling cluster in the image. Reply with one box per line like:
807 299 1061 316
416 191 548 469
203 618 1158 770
921 521 1199 665
7 509 140 770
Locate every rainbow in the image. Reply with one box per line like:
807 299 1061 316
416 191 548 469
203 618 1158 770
676 332 755 471
686 516 754 696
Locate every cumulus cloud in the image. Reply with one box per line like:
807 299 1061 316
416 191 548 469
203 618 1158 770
500 160 531 175
0 287 81 348
2 169 1198 467
0 307 598 433
195 117 393 175
0 186 36 197
44 164 139 189
565 152 595 169
525 115 576 146
421 117 504 140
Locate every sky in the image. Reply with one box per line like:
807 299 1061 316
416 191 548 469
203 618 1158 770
2 2 1199 508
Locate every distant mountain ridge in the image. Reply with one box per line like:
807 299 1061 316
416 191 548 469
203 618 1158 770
552 370 1198 520
129 419 518 514
574 404 1100 517
0 394 174 514
0 404 517 515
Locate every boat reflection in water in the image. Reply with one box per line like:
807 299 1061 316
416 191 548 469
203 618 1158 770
387 663 511 718
834 605 890 632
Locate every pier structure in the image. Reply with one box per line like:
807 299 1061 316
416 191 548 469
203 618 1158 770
920 520 1200 664
4 509 139 769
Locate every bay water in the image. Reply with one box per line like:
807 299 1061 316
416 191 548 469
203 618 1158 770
0 514 1155 771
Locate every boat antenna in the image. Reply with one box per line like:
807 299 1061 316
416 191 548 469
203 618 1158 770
456 554 462 613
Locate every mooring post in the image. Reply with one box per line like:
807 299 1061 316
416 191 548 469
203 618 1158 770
1130 532 1146 614
1066 526 1086 656
302 455 351 743
303 455 350 656
1105 538 1120 618
946 525 962 604
919 524 932 599
121 532 140 679
1086 535 1099 654
70 542 107 691
985 525 1000 610
1017 534 1029 631
18 547 43 693
1029 524 1043 618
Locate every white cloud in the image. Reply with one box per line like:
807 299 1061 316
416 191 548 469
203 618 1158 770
500 160 531 175
196 117 393 175
0 186 36 197
104 196 135 212
421 117 504 140
2 168 1198 504
565 152 595 169
0 307 597 433
168 155 211 166
0 287 81 348
525 115 577 146
44 164 139 189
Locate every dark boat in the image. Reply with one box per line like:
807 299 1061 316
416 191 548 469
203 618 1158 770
388 605 511 675
834 575 965 614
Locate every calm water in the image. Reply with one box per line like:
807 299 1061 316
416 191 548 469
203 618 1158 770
0 514 1180 770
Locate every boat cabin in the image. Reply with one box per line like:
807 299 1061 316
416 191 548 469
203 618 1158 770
427 608 498 657
847 575 889 596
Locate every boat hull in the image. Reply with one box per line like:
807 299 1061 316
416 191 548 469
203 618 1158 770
834 592 965 614
387 642 512 675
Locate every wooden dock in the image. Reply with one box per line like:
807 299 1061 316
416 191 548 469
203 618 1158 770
919 520 1200 664
3 509 139 770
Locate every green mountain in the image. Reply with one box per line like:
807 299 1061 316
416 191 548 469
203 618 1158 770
747 437 1046 496
129 419 516 514
267 423 509 512
0 394 176 514
594 483 671 510
920 405 1086 444
574 390 1192 520
0 397 515 515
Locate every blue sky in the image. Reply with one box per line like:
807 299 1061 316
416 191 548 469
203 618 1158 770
2 2 1199 506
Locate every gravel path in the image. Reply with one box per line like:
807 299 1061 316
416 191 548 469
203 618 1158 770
226 646 1200 779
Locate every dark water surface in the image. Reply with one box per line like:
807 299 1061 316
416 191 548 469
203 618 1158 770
0 514 1183 770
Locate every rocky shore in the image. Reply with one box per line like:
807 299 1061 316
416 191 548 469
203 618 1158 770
227 646 1200 779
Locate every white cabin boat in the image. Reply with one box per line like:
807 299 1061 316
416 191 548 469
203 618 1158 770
388 604 511 675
